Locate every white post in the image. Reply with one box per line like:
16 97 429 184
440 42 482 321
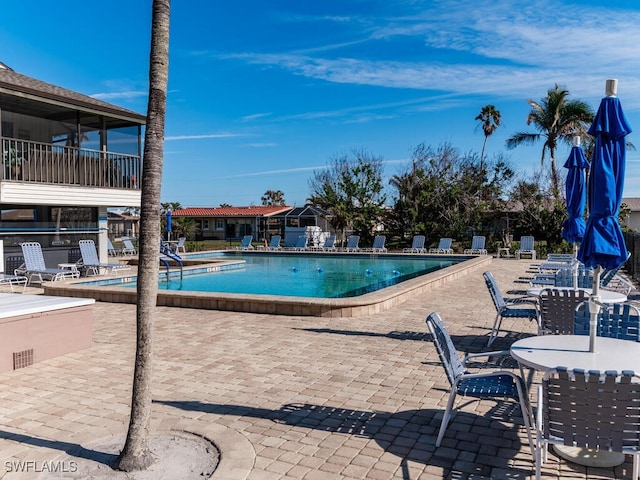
606 78 618 97
589 266 602 353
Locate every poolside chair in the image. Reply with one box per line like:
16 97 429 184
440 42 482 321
107 238 118 256
403 235 426 253
78 240 132 276
545 253 574 263
428 238 453 254
515 236 536 260
172 236 187 254
236 235 254 250
321 235 336 252
121 237 137 255
483 271 539 347
535 368 640 480
530 264 593 289
344 235 360 252
463 236 487 255
0 272 28 292
370 235 387 253
538 288 589 335
600 251 635 295
574 301 640 341
265 235 281 250
20 242 80 283
426 312 534 455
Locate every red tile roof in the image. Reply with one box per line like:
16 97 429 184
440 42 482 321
173 206 292 217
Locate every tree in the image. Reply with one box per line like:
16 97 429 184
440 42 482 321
505 84 593 201
116 0 170 472
261 190 286 206
475 104 501 168
308 149 386 245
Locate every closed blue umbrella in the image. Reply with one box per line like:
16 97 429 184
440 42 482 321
577 79 632 352
166 209 172 241
561 137 588 244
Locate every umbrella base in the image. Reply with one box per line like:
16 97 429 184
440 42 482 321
553 445 625 467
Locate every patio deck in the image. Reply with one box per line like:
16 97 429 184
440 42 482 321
0 258 637 479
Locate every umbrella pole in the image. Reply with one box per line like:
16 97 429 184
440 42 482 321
572 243 579 289
588 266 602 353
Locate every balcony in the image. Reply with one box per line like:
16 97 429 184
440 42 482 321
2 137 141 190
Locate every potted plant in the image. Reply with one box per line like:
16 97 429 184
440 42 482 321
3 147 24 178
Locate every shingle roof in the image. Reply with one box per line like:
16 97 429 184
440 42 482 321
173 206 292 217
622 198 640 211
0 65 146 124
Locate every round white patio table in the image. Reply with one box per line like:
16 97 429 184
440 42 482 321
526 287 626 303
511 335 640 467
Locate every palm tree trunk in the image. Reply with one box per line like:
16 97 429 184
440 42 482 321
550 153 560 201
116 0 170 472
480 136 488 170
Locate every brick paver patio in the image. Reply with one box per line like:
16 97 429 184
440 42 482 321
0 258 637 479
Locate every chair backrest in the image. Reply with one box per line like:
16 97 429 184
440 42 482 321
323 236 336 248
107 238 116 252
240 235 252 247
439 238 452 250
482 271 506 311
471 236 485 250
519 236 534 251
539 288 589 335
295 235 307 248
574 301 640 341
346 235 360 249
123 238 136 250
554 266 592 288
540 368 640 452
600 251 631 287
79 240 100 266
412 235 425 249
425 312 464 387
268 235 281 248
372 235 386 250
20 242 47 271
176 237 186 247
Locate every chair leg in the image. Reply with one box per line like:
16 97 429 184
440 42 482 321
436 390 458 447
515 384 535 458
487 314 503 347
633 453 638 480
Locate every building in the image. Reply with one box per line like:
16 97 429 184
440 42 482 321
0 63 144 265
622 198 640 231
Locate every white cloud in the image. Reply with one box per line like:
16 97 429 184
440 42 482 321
91 90 147 101
165 133 246 141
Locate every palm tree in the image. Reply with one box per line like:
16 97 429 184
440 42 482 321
261 190 286 206
506 84 593 201
475 104 501 168
116 0 170 472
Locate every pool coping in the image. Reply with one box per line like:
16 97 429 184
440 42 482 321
42 253 492 318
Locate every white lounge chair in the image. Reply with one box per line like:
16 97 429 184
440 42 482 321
79 240 132 276
121 238 137 255
429 238 453 254
403 235 426 253
107 238 118 256
344 235 360 252
20 242 80 283
0 273 28 292
515 235 536 260
463 236 487 255
236 235 254 250
321 235 336 252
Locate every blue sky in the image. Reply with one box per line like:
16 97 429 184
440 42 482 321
1 0 639 207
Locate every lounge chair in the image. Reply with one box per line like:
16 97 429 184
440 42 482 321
321 235 336 252
107 238 118 256
20 242 80 284
574 301 640 341
403 235 426 253
463 236 487 255
515 235 536 260
266 235 282 250
293 235 308 251
121 238 137 255
426 312 534 455
370 235 387 253
344 235 360 252
78 240 132 276
0 272 28 292
236 235 254 250
429 238 453 254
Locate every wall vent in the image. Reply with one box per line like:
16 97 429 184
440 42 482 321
13 349 34 369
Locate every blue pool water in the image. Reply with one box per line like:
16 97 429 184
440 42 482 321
138 253 461 298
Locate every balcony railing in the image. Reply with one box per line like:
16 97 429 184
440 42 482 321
1 137 141 189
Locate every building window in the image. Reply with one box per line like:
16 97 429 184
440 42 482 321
202 219 210 231
215 219 224 230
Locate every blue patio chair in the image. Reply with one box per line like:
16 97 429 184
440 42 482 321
426 312 534 455
535 368 640 480
574 301 640 341
321 235 336 252
344 235 360 252
78 240 132 276
403 235 426 253
515 236 536 260
236 235 254 250
483 271 539 346
370 235 387 253
463 236 487 255
266 235 282 250
286 235 307 251
121 237 137 255
429 237 453 254
20 241 80 283
529 264 592 289
600 251 634 295
107 237 118 256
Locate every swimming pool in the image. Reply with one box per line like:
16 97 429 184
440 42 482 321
43 251 492 317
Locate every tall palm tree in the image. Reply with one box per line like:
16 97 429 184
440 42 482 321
116 0 170 472
506 84 593 201
475 104 501 168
